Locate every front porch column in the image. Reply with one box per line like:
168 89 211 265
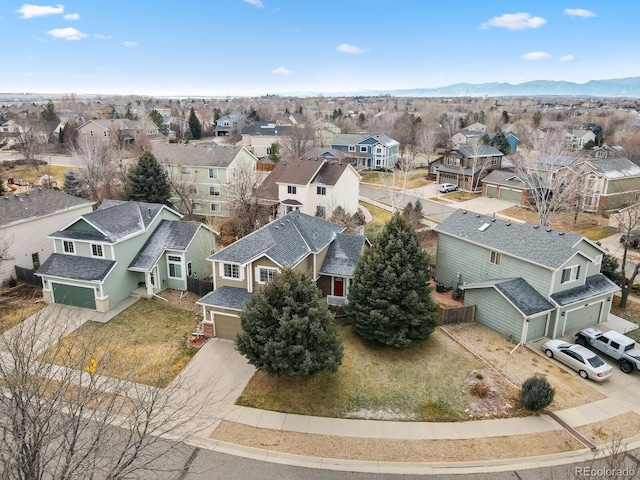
145 272 154 297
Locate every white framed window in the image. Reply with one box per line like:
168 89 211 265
187 261 192 277
167 255 183 279
63 240 75 254
376 147 383 154
348 145 356 152
561 265 581 284
256 267 278 284
208 168 217 179
209 186 220 196
287 185 297 194
222 263 240 279
210 203 220 212
360 146 367 153
285 205 301 214
316 186 326 195
490 251 501 265
595 254 602 266
91 244 104 258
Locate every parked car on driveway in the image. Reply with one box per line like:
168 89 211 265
620 231 640 249
438 183 458 193
542 339 613 381
575 328 640 374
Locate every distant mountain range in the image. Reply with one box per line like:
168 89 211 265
353 77 640 98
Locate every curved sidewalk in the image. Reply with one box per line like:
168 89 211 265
178 337 640 474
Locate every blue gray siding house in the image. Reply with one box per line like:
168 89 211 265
330 133 399 169
434 210 619 343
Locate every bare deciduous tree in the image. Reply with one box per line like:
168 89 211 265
0 309 207 480
282 125 314 160
70 137 118 204
511 129 585 226
612 203 640 309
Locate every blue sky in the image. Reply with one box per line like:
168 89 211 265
0 1 637 96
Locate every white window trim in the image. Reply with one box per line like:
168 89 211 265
209 185 221 196
208 168 218 179
287 185 297 195
360 146 367 153
90 244 104 258
595 254 603 266
348 145 356 152
561 265 580 284
255 266 279 284
167 254 184 280
316 186 326 196
220 262 243 280
62 240 75 255
490 251 501 265
210 203 221 212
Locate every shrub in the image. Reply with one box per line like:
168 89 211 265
520 376 555 411
475 373 484 380
471 382 490 398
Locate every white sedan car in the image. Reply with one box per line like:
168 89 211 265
542 340 613 382
438 183 458 193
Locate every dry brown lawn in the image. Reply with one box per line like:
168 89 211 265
500 206 613 239
444 323 605 410
0 284 44 334
211 421 582 462
42 296 200 386
578 412 640 446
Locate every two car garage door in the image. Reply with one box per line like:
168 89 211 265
486 185 522 203
51 283 96 310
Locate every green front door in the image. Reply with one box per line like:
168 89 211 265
52 283 97 309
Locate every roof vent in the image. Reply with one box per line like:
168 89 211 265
546 228 552 232
533 225 539 229
462 210 467 214
559 232 565 235
505 222 511 226
478 223 491 232
475 214 480 218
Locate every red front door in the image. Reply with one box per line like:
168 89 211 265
334 277 344 297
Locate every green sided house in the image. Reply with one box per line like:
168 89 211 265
196 211 367 339
434 210 619 343
36 200 216 312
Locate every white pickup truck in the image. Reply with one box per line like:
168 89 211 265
575 328 640 374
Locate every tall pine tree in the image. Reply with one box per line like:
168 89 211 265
188 108 202 140
346 213 438 348
62 170 88 198
126 151 172 205
40 101 60 122
236 267 343 377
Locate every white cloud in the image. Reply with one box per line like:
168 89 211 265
564 8 596 18
17 3 64 19
521 51 551 61
559 54 575 62
481 12 547 30
336 43 365 54
47 27 87 40
123 41 137 48
63 12 79 20
243 0 263 8
94 34 111 40
272 66 293 75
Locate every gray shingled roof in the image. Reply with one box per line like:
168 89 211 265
481 169 527 188
331 133 399 148
210 211 344 267
128 220 202 272
456 145 504 158
463 278 554 317
196 286 252 311
550 274 620 307
580 157 640 179
241 122 292 136
435 210 594 270
52 201 173 243
535 154 578 167
152 143 249 168
304 147 348 160
319 234 366 278
36 253 115 282
1 189 93 227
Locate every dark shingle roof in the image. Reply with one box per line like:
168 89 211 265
256 158 326 201
319 234 366 278
36 253 115 282
53 201 175 243
550 274 620 307
210 211 344 266
241 122 291 136
435 210 594 270
331 133 398 147
152 143 250 168
129 220 202 272
1 189 93 227
196 286 252 311
463 278 554 317
456 145 504 158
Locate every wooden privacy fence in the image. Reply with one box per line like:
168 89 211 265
439 305 475 326
186 276 213 297
14 266 42 287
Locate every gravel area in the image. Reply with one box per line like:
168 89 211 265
211 421 583 462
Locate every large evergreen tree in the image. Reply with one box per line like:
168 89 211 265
40 101 60 122
188 108 202 140
126 151 172 205
62 170 88 198
346 213 438 348
236 267 343 377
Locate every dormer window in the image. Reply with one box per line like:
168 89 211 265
287 185 297 194
561 265 581 284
